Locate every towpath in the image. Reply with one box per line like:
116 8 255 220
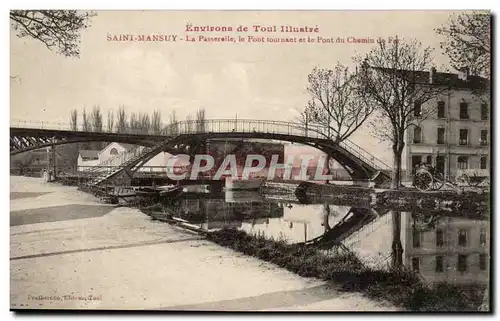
10 176 398 311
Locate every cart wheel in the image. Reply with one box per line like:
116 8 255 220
458 173 470 186
433 173 445 190
415 171 433 191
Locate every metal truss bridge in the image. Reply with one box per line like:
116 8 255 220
10 119 391 186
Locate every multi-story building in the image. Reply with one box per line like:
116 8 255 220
405 68 490 180
403 212 489 285
342 211 489 285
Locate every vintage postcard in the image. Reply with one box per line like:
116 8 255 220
10 10 491 312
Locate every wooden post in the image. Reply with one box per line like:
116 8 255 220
52 137 57 181
305 112 308 137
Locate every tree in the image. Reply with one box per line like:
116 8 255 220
151 110 162 135
116 106 128 133
196 108 206 133
80 108 92 149
357 38 446 189
90 105 103 150
82 108 91 132
186 114 194 132
91 105 103 133
139 113 151 134
10 10 96 58
70 109 78 131
129 113 141 134
68 109 81 169
168 110 179 135
107 110 114 133
301 64 374 143
436 11 491 78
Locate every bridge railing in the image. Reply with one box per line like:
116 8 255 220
338 140 392 173
82 145 146 174
10 119 164 135
165 119 392 173
11 118 391 173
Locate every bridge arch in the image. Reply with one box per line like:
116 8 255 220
155 132 376 180
10 119 391 183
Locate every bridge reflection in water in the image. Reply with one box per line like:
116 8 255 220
160 191 489 287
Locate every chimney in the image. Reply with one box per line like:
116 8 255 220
429 67 436 84
458 66 469 81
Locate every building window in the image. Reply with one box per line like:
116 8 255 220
412 257 420 272
437 128 445 144
457 254 468 272
457 156 468 170
480 228 487 246
479 254 487 271
458 229 468 246
426 155 432 165
436 229 444 247
437 101 446 118
412 155 422 174
459 102 469 119
412 228 421 248
459 129 468 145
414 101 422 117
110 148 119 155
480 156 488 170
436 155 446 175
481 103 488 120
480 130 488 146
413 126 422 144
436 256 444 272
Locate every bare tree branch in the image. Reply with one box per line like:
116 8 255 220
10 10 96 58
356 37 447 189
436 11 491 78
300 63 375 143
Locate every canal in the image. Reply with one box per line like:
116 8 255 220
141 188 489 310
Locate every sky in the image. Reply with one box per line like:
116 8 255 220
9 10 463 165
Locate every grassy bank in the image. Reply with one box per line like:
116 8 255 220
206 228 485 312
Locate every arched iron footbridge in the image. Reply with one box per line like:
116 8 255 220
10 118 391 186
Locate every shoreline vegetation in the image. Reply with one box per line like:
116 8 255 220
205 228 486 312
15 173 488 311
143 206 486 312
55 174 489 312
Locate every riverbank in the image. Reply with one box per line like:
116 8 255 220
205 228 486 312
10 176 398 311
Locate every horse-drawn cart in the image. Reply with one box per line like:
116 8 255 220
413 166 489 192
456 169 490 188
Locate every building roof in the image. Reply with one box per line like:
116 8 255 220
79 150 100 160
100 142 136 154
370 67 489 90
120 143 136 151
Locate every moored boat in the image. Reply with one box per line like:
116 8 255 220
182 184 211 194
225 177 263 191
156 185 184 197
